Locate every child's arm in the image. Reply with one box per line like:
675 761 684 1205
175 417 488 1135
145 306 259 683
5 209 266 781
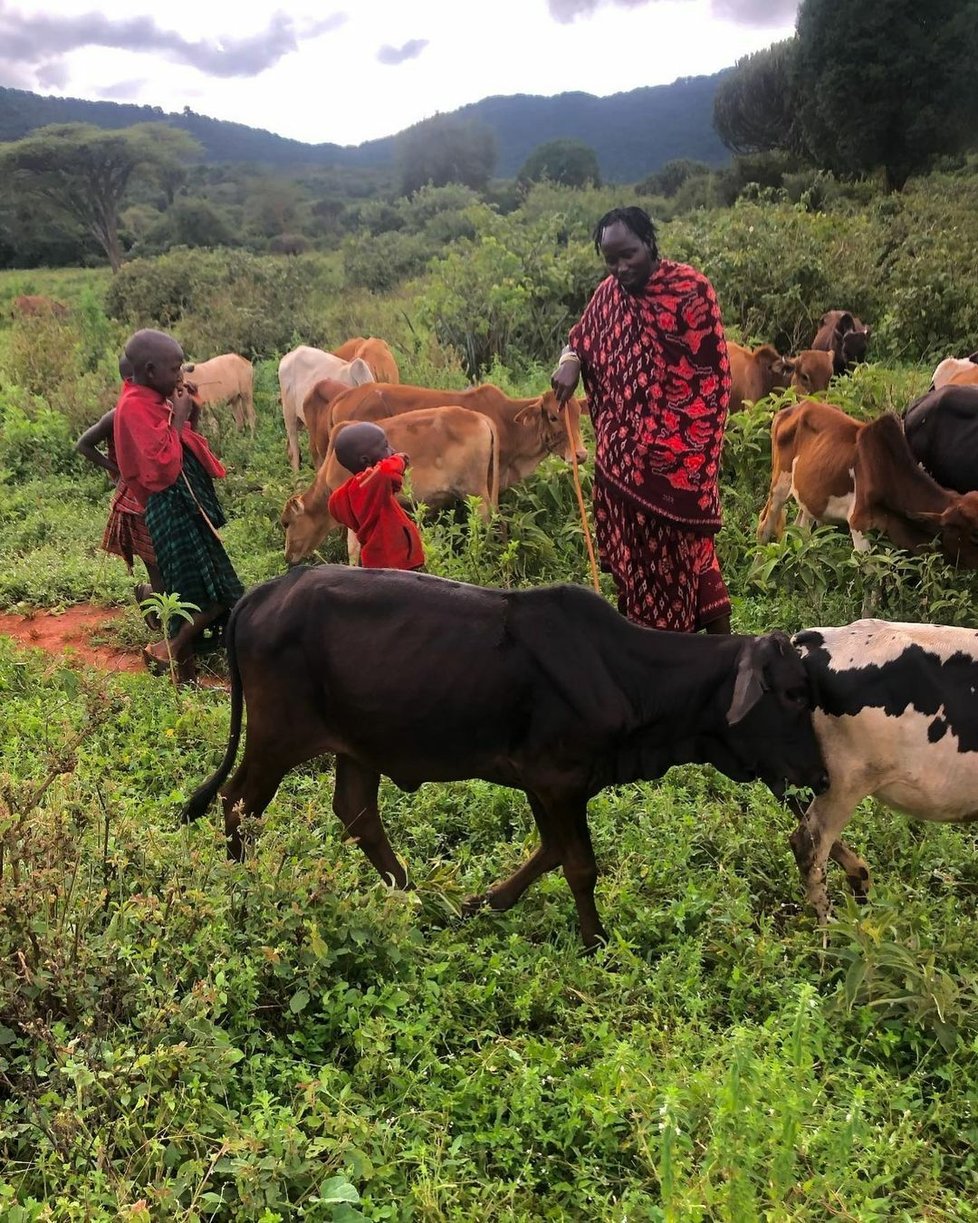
76 410 119 479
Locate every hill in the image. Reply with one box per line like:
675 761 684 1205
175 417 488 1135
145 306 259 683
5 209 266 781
0 73 729 182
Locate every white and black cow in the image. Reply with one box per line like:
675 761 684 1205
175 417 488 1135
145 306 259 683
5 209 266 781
790 619 978 923
183 566 829 948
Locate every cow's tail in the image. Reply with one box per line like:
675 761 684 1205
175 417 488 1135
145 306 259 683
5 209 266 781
181 606 244 823
487 417 500 510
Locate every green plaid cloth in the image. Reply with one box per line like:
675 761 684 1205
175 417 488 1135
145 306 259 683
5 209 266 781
144 450 244 631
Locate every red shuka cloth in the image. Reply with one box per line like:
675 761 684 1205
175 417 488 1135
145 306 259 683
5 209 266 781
328 455 425 570
568 260 730 531
113 382 226 511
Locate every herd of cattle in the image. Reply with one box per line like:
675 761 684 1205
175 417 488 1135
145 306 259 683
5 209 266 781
169 312 978 948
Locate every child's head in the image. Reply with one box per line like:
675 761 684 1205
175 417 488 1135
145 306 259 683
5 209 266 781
334 421 394 474
124 329 184 398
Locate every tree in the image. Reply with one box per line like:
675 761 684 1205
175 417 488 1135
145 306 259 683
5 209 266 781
713 41 801 156
0 122 202 270
517 139 602 189
792 0 978 191
637 158 712 198
397 115 497 196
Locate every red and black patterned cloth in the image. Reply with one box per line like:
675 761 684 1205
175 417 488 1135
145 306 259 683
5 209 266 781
568 260 732 631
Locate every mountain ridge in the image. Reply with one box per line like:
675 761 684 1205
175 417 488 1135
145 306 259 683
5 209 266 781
0 72 730 181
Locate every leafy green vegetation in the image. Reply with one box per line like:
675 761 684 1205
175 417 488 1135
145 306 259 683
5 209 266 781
3 176 978 1217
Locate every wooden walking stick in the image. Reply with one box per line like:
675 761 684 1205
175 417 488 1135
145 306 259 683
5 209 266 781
563 404 601 593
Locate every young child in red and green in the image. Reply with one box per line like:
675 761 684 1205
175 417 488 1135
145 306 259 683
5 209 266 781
327 422 425 570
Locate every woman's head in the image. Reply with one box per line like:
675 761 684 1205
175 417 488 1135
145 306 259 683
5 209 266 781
593 207 659 295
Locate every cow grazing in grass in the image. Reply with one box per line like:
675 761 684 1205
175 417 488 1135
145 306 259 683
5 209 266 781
757 403 978 566
281 406 499 565
791 619 978 923
303 380 587 489
182 354 255 432
726 342 792 413
182 567 828 948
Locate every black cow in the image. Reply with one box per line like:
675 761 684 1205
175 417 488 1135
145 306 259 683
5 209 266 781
790 619 978 925
183 566 828 948
811 310 872 375
903 384 978 494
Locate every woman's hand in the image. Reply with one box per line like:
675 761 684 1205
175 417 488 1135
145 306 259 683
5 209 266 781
551 353 581 405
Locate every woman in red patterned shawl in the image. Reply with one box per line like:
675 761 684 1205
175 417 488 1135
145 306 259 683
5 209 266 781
552 206 732 634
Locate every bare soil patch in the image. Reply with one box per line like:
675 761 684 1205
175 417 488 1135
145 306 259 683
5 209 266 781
0 605 141 672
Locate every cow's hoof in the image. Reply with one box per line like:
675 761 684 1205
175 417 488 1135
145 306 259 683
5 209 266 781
461 892 489 918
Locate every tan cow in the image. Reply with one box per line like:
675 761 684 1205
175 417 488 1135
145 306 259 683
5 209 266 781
279 345 374 469
303 381 587 491
757 401 978 565
11 294 68 318
930 355 978 389
182 354 255 432
281 406 500 564
947 364 978 388
726 342 792 413
332 336 400 383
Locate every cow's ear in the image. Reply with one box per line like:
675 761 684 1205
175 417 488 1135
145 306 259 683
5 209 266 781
727 639 770 726
576 395 590 417
514 399 540 425
834 312 855 336
281 495 304 525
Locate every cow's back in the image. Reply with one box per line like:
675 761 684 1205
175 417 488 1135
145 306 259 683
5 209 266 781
904 385 978 493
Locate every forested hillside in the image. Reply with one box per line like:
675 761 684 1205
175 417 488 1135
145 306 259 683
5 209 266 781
0 71 728 180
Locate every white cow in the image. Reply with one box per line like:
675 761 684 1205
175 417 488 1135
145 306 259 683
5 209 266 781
790 619 978 923
279 345 373 470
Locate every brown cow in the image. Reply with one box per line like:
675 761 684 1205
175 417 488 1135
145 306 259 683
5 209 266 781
302 381 587 491
774 350 835 397
182 353 255 432
281 406 500 564
333 336 400 383
12 294 68 318
811 311 871 375
726 342 792 412
757 401 978 565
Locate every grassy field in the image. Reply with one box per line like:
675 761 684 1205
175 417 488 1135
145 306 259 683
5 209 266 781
2 264 978 1221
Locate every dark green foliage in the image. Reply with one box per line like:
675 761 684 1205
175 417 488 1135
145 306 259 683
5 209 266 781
397 115 498 196
105 247 331 359
637 158 713 198
517 139 602 189
792 0 978 190
713 40 800 156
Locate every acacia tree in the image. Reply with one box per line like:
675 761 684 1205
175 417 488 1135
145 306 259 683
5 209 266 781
712 40 801 156
397 115 497 196
517 139 602 189
0 123 202 270
793 0 978 191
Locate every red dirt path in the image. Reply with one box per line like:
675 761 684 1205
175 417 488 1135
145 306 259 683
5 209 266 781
0 605 143 672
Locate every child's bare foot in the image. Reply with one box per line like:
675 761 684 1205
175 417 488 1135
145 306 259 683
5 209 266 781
142 641 171 675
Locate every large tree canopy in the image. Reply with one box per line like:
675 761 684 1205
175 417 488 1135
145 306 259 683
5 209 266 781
397 116 497 196
713 42 800 157
793 0 978 191
517 139 602 189
0 122 201 270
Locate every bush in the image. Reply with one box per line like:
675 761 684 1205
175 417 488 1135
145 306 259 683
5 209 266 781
342 230 431 294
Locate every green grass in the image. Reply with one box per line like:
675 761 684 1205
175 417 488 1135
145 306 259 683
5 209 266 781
3 271 978 1219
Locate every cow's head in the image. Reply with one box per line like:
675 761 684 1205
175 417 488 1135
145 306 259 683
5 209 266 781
914 494 978 569
775 350 834 396
526 391 589 464
280 493 336 565
720 632 829 799
841 326 871 366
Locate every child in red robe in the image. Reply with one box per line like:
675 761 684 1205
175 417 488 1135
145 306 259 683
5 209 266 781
327 422 425 570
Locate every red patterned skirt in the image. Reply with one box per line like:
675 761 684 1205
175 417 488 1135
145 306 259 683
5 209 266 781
593 477 730 632
102 506 156 572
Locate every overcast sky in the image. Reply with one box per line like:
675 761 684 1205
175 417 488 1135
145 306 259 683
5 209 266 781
0 0 800 147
